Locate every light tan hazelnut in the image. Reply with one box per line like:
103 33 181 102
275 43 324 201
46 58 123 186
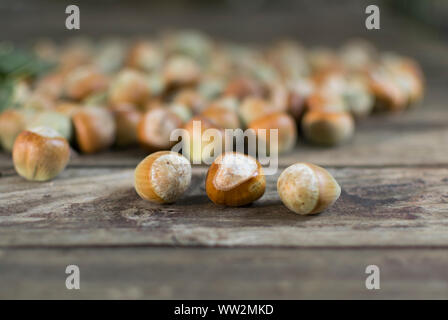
64 66 108 100
205 152 266 206
163 55 200 86
127 41 163 72
134 151 192 204
302 110 354 146
72 106 116 153
277 162 341 215
367 67 408 111
13 126 70 181
137 107 183 151
108 69 150 107
173 89 206 114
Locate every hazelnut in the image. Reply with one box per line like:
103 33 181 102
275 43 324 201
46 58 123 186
367 67 408 111
248 112 297 154
64 66 108 100
277 162 341 215
23 92 55 111
13 126 70 181
163 55 200 87
173 89 206 114
302 110 354 146
134 151 192 204
205 152 266 206
34 72 64 100
127 41 163 72
168 103 193 123
72 106 116 153
224 77 264 100
182 116 226 164
201 105 241 129
0 109 34 152
137 107 183 151
108 69 150 107
238 97 274 127
110 104 142 147
54 101 81 117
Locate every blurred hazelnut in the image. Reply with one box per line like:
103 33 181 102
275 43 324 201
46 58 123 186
137 107 183 151
173 89 206 114
163 55 200 87
248 112 297 154
127 41 163 72
182 116 226 164
64 66 108 101
108 69 150 107
110 104 142 147
302 110 354 146
72 106 116 153
0 109 34 152
201 105 241 129
224 77 264 100
238 97 274 127
13 126 70 181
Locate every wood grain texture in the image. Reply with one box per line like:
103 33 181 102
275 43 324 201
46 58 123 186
1 165 447 248
1 247 447 299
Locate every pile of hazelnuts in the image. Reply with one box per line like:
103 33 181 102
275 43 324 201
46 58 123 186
0 31 424 214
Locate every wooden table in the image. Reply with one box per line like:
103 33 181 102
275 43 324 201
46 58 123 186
1 4 448 299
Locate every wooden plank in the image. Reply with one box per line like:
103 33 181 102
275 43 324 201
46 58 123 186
1 166 447 248
1 105 448 169
1 247 447 299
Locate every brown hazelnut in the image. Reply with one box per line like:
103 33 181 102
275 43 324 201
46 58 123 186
248 112 297 154
302 110 354 146
110 104 142 147
134 151 192 204
72 106 116 153
201 105 241 129
137 107 183 151
64 66 108 100
13 126 70 181
182 116 226 164
205 152 266 206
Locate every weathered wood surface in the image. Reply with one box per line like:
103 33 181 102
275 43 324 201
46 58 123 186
1 248 447 299
1 165 448 247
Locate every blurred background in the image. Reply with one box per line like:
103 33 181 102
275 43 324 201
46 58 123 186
0 0 446 44
0 0 446 102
